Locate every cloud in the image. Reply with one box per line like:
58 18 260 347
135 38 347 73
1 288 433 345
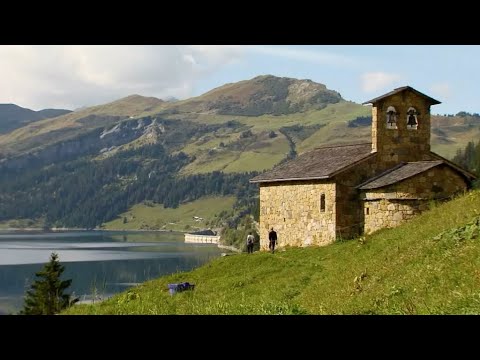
241 45 355 66
0 45 243 110
429 82 451 100
361 72 402 93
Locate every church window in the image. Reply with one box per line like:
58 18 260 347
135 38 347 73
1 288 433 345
320 194 326 212
386 106 398 129
407 107 418 130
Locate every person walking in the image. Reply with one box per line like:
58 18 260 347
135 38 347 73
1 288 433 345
246 232 255 254
268 227 277 253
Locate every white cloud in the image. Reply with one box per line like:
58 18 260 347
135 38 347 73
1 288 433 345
0 45 361 110
0 45 244 110
242 45 355 66
429 82 451 100
361 72 402 93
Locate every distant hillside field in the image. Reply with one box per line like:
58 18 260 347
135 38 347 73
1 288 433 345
102 196 236 232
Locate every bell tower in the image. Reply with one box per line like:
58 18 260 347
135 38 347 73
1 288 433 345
363 86 441 167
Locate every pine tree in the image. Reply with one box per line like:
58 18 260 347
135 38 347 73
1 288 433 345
20 252 78 315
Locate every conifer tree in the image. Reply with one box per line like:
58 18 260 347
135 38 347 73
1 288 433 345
20 252 78 315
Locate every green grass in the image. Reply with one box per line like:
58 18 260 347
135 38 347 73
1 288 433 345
0 218 44 229
66 189 480 315
101 196 236 232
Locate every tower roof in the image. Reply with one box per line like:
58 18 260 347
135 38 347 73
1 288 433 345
362 86 441 105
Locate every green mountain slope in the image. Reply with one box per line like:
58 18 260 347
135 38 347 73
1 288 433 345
0 95 165 155
431 113 480 158
0 75 479 230
165 74 343 116
0 104 71 134
64 189 480 315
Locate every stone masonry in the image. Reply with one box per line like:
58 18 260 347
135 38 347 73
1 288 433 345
259 181 335 249
363 165 469 233
371 91 433 166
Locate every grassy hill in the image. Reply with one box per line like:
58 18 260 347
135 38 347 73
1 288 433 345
0 104 71 134
164 75 343 116
65 189 480 315
1 75 479 230
0 95 165 155
431 113 480 158
102 196 236 232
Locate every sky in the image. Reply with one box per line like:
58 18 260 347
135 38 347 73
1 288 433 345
0 45 478 115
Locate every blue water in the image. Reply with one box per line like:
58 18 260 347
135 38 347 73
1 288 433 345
0 231 222 314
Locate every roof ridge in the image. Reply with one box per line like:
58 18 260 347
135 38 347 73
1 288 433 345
405 160 443 164
314 142 371 150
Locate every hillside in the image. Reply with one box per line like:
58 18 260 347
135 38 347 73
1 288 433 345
0 75 479 230
0 95 165 156
164 75 343 116
0 104 71 134
431 113 480 158
64 189 480 315
102 195 236 232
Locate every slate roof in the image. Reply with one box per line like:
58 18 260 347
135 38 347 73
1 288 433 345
362 86 441 105
358 161 444 190
250 143 374 183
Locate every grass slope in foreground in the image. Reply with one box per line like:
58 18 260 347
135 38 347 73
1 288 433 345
66 190 480 315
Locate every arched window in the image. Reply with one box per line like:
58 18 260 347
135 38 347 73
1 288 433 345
386 106 398 129
320 194 325 212
406 107 418 130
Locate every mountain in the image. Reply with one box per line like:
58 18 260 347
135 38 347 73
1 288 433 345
0 94 166 156
165 75 343 116
0 104 71 134
0 75 478 230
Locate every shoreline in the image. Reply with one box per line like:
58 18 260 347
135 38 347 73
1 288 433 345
0 227 242 252
0 227 188 233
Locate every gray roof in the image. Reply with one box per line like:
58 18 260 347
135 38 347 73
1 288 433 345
358 161 444 190
363 86 441 105
250 143 374 183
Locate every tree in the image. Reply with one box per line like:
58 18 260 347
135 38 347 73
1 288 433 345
20 252 78 315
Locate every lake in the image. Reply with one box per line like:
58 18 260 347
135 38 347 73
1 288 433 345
0 230 223 315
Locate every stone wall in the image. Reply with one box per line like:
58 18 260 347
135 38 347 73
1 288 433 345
259 181 336 249
363 165 469 201
364 199 425 234
363 165 469 233
371 90 433 167
333 154 380 239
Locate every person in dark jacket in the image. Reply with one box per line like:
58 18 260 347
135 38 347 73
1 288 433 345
246 232 255 254
268 227 277 253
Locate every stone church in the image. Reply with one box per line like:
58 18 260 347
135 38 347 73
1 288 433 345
250 86 477 250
